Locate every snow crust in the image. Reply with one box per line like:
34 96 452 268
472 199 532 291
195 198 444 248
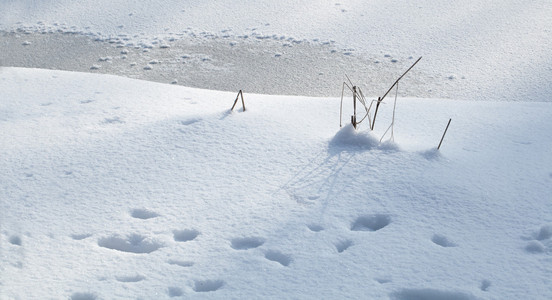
1 67 551 299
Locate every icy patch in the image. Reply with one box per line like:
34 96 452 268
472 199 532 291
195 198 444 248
431 234 457 247
193 279 224 292
173 229 199 242
98 234 163 254
351 214 391 231
130 208 159 220
231 237 265 250
391 288 479 300
265 250 292 266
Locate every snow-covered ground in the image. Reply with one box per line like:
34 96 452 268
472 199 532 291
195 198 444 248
1 1 552 299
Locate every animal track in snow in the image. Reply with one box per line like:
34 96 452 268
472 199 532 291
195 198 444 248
70 292 97 300
193 279 224 292
524 224 551 253
173 229 199 242
130 208 159 220
167 259 194 267
98 233 163 254
525 240 545 253
9 235 22 246
391 288 478 300
480 279 491 291
115 274 145 282
231 237 265 250
535 224 552 241
179 118 201 126
431 234 458 247
71 233 92 240
102 116 124 124
335 239 353 253
375 277 392 284
168 287 183 297
265 250 292 266
351 214 391 231
307 224 324 232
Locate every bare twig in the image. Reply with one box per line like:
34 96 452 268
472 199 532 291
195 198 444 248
230 90 246 112
438 118 452 150
372 56 422 130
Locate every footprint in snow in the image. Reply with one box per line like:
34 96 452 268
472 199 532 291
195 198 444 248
351 214 391 232
231 237 265 250
130 208 159 220
390 288 477 300
375 277 392 284
97 233 163 254
179 118 201 126
193 279 224 292
335 239 353 253
480 279 491 291
115 274 145 283
535 224 552 241
9 235 22 246
70 292 98 300
168 287 183 297
71 233 92 240
167 259 194 267
431 234 458 247
173 229 199 242
307 224 324 232
524 224 551 253
265 250 292 266
102 116 124 124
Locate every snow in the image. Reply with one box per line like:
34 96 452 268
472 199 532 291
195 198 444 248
1 1 552 299
1 67 551 299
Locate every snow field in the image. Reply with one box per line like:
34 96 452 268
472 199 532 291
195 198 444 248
1 68 551 298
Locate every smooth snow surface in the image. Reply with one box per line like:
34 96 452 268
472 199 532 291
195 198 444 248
1 67 551 299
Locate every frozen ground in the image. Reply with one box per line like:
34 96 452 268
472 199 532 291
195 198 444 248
1 1 552 299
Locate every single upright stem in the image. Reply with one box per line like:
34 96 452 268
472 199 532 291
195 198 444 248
352 86 357 128
438 118 452 150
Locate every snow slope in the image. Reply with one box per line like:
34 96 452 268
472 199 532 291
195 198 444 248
1 67 551 299
1 1 551 100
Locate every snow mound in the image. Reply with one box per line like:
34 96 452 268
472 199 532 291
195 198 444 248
329 124 380 151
